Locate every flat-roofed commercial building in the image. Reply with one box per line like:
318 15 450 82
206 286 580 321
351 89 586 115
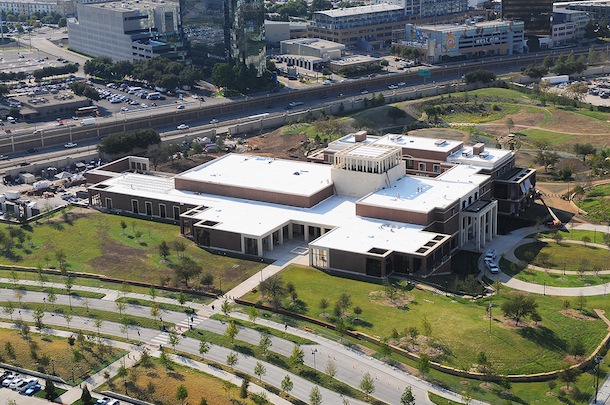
68 0 184 62
87 139 507 278
401 20 525 63
308 4 406 50
309 131 535 217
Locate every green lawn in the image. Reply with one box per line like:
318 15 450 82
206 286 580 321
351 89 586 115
511 267 610 288
243 265 608 375
0 283 104 299
528 229 609 244
520 128 576 147
0 209 264 291
440 102 521 124
514 241 609 271
458 88 533 102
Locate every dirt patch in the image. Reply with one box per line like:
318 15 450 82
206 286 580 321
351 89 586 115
560 309 596 321
544 109 610 134
155 155 216 174
479 382 493 390
563 354 585 364
246 128 310 160
368 290 413 307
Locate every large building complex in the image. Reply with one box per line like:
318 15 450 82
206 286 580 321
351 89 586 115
556 0 610 20
87 133 535 279
308 4 406 50
180 0 266 75
401 20 525 62
68 0 185 62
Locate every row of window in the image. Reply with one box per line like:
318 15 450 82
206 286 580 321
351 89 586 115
104 197 181 219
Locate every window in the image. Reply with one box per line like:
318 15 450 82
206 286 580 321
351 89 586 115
159 204 166 218
433 165 440 173
406 159 414 169
105 198 112 209
145 201 152 216
131 200 139 214
173 206 180 219
418 163 426 171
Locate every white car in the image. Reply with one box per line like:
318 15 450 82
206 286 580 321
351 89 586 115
120 107 129 112
8 377 24 389
64 142 78 148
484 250 497 261
210 119 219 124
177 124 189 130
388 84 399 90
485 260 500 274
176 104 185 110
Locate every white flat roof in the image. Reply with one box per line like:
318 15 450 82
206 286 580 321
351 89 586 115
372 134 463 153
310 218 443 256
437 164 489 186
447 146 513 169
316 3 403 17
358 174 477 213
281 38 345 50
175 154 333 197
341 144 392 158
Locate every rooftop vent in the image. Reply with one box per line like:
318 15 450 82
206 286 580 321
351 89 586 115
434 139 447 147
479 151 490 158
461 151 471 157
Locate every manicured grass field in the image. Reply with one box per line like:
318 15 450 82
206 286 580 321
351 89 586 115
529 229 608 244
0 329 126 384
441 102 521 124
0 209 264 290
514 241 609 271
244 265 608 375
512 267 610 288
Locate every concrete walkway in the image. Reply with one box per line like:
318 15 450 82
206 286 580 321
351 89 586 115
480 223 610 296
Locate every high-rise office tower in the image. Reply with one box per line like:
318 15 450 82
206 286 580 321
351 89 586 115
502 0 553 36
180 0 265 76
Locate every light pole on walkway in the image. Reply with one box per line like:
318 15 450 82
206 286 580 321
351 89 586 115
312 348 318 371
594 355 604 403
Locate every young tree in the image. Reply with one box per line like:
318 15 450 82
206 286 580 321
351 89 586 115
225 321 239 345
401 386 416 405
254 361 267 382
408 326 419 348
168 328 181 352
500 294 539 325
221 300 232 316
281 375 293 395
576 293 587 311
309 386 322 405
198 341 210 360
360 372 376 394
258 332 272 357
290 344 305 367
120 220 127 235
44 377 57 399
176 384 189 405
116 300 127 316
319 298 329 315
248 306 259 323
81 385 93 405
506 117 515 134
325 359 337 379
33 308 44 330
417 354 430 376
226 352 239 369
149 285 158 301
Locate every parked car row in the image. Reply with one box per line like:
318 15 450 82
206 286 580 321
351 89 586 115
0 370 41 396
484 249 500 274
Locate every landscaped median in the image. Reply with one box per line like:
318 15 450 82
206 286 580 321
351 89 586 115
239 264 610 404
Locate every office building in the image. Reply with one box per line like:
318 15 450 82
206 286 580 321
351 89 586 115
502 0 553 36
376 0 468 19
0 0 73 18
400 20 525 63
180 0 265 76
68 0 184 62
308 4 406 50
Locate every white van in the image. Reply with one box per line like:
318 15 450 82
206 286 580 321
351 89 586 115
6 116 16 123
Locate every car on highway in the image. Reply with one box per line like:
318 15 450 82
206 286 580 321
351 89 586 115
360 89 369 94
397 82 406 86
176 104 185 109
0 155 9 161
26 148 38 154
210 119 219 124
64 142 78 148
388 84 399 90
19 162 31 166
177 124 189 130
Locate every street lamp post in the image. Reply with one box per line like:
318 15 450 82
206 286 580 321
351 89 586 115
594 355 604 403
311 348 318 371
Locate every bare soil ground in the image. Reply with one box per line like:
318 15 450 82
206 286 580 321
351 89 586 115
544 109 610 134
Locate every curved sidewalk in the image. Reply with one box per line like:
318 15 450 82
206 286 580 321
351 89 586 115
481 223 610 297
